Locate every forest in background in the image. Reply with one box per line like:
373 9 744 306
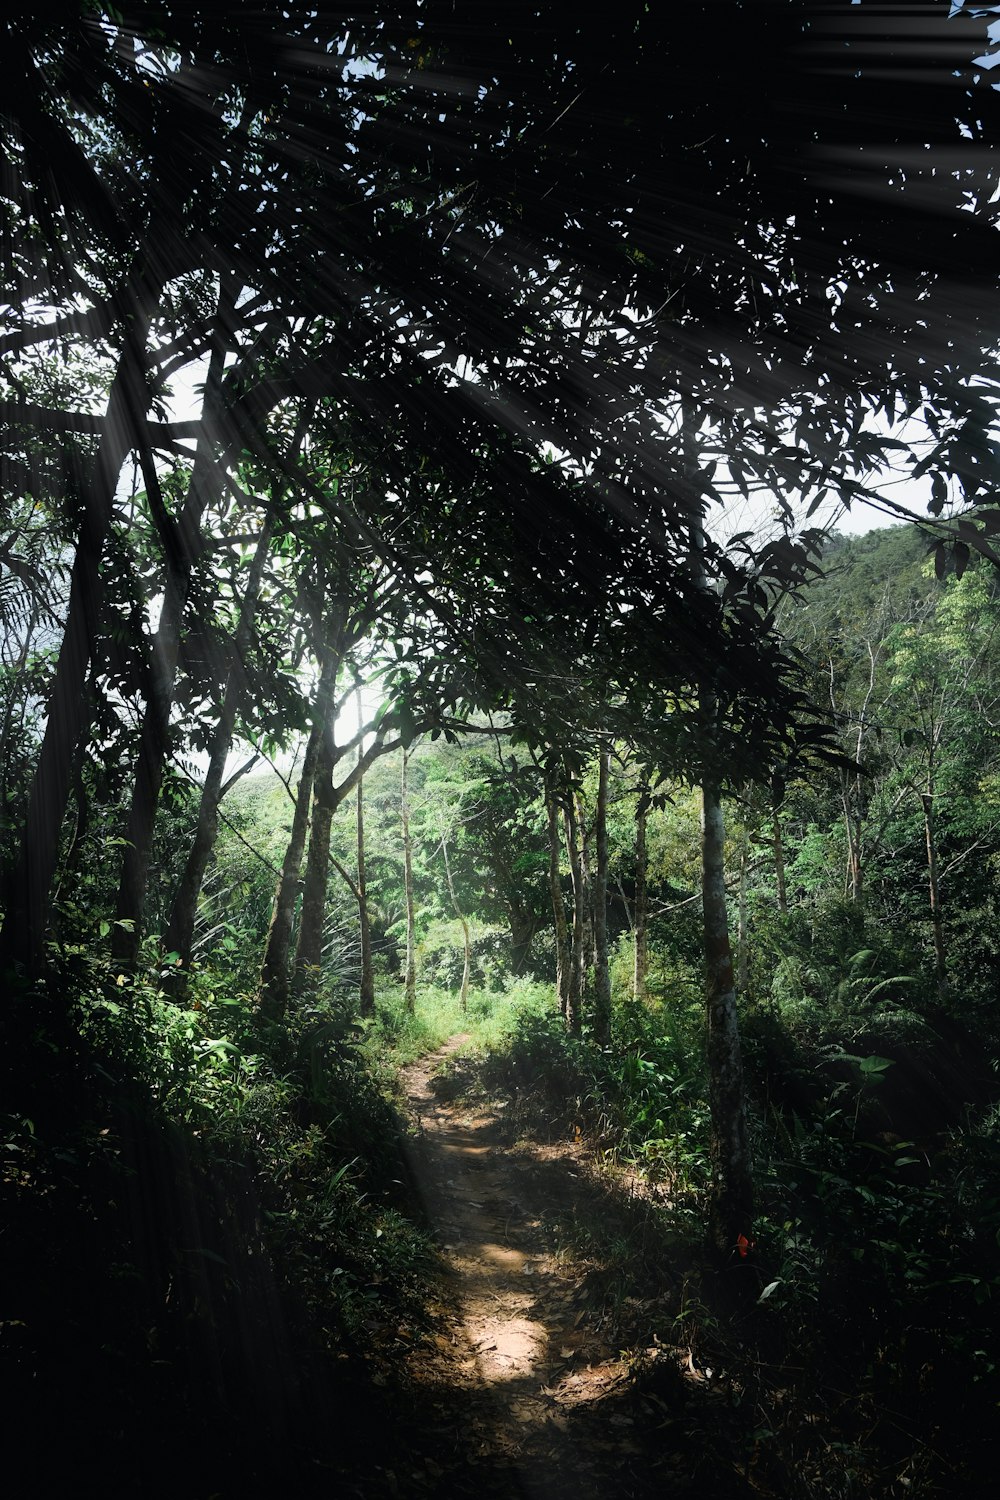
5 4 1000 1496
5 518 1000 1497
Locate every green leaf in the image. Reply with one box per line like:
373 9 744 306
196 1038 241 1060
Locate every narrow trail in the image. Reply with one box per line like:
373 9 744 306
393 1036 703 1500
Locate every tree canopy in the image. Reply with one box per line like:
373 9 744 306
7 11 1000 1491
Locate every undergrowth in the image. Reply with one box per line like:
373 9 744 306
0 944 444 1496
6 924 997 1499
442 985 1000 1499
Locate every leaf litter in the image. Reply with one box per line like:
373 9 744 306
389 1036 717 1499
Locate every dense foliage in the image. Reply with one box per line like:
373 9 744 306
6 526 999 1494
6 2 1000 1494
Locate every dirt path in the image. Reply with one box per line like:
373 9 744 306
392 1037 700 1499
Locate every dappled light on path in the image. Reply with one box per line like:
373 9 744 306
395 1036 698 1498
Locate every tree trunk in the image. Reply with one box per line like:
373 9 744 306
702 778 753 1259
356 690 375 1018
563 796 584 1033
112 289 233 966
294 717 340 989
592 745 611 1046
633 783 648 1005
0 279 162 974
293 708 397 991
441 832 470 1012
163 514 275 970
838 640 878 906
51 659 101 908
842 771 864 903
0 598 41 808
545 784 571 1018
258 652 338 1021
686 485 753 1260
737 827 749 995
575 788 594 997
772 804 788 915
509 909 538 975
922 783 947 997
402 747 417 1014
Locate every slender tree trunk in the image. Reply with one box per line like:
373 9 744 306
922 774 947 997
356 689 375 1018
258 652 338 1020
441 832 470 1012
545 784 571 1017
52 659 102 906
0 598 40 800
575 788 594 996
163 515 275 969
838 640 877 905
402 747 417 1014
509 909 538 975
0 282 162 973
292 674 397 989
112 289 233 966
59 752 92 900
164 408 309 972
702 777 753 1259
563 796 584 1033
633 784 648 1005
773 809 789 915
685 434 752 1260
841 771 864 903
592 745 611 1046
295 722 340 989
737 828 749 995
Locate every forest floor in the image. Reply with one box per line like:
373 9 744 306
373 1035 743 1500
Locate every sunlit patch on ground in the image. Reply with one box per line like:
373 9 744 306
394 1037 697 1497
468 1314 547 1380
